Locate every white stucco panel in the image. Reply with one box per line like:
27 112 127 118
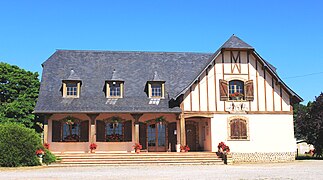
211 114 295 153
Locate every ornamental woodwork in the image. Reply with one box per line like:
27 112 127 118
245 80 254 101
231 51 241 74
219 79 229 101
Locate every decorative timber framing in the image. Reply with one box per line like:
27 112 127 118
256 60 259 111
247 50 251 109
214 61 218 111
272 77 275 111
263 65 267 111
230 51 241 74
206 68 209 112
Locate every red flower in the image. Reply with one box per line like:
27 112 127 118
36 149 44 155
133 143 142 150
218 142 230 152
44 143 50 149
89 143 97 150
180 145 190 152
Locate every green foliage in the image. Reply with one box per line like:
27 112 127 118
43 149 57 165
0 62 40 128
0 122 42 167
294 92 323 157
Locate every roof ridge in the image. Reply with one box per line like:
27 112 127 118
55 49 213 55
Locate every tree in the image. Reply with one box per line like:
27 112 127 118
0 62 40 128
294 93 323 156
308 93 323 156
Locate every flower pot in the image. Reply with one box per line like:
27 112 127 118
90 149 95 153
181 150 186 153
136 149 140 154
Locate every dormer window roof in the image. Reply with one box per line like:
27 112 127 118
147 71 165 99
62 69 82 98
106 69 124 98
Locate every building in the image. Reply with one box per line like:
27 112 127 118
35 35 302 162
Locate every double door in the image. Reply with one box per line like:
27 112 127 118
139 122 167 152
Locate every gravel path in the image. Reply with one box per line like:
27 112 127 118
0 160 322 180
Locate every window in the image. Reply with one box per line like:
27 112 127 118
107 81 123 98
229 118 248 140
66 83 78 96
63 81 80 98
151 84 162 97
229 80 244 100
52 119 89 142
96 119 132 142
149 82 164 98
63 122 80 141
106 122 123 142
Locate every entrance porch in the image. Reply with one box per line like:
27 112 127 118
41 113 212 153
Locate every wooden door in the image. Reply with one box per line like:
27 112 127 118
147 123 167 152
168 122 177 152
186 123 197 151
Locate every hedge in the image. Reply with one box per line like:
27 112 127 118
0 122 42 167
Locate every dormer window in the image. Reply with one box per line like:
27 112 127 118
63 81 81 98
106 81 123 98
62 69 82 98
151 83 162 97
148 82 164 98
147 71 165 99
66 82 78 96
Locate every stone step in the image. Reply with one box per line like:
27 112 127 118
49 162 224 167
60 158 222 162
51 152 224 166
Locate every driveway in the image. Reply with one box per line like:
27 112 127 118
0 160 322 180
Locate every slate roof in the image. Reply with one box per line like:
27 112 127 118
35 35 302 114
221 34 254 49
35 50 212 113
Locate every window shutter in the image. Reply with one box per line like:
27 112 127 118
124 121 132 142
219 79 228 101
52 120 62 142
245 80 254 101
80 120 89 142
96 120 106 142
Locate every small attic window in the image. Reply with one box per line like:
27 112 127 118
148 82 164 98
63 81 81 98
106 81 123 98
147 71 165 99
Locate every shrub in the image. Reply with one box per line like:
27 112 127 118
42 149 57 165
0 122 42 167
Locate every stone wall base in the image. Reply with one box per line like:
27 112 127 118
231 152 295 163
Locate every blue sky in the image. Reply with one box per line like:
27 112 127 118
1 0 322 103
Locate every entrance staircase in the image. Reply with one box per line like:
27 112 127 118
51 152 224 166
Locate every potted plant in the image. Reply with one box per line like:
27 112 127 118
89 143 97 153
36 149 45 158
36 149 45 164
229 92 244 100
180 145 190 152
133 143 142 153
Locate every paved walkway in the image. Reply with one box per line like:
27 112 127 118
0 160 322 179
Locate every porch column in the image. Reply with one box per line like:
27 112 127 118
43 119 48 144
43 114 52 144
180 114 186 145
131 113 143 144
87 114 99 143
134 123 140 143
